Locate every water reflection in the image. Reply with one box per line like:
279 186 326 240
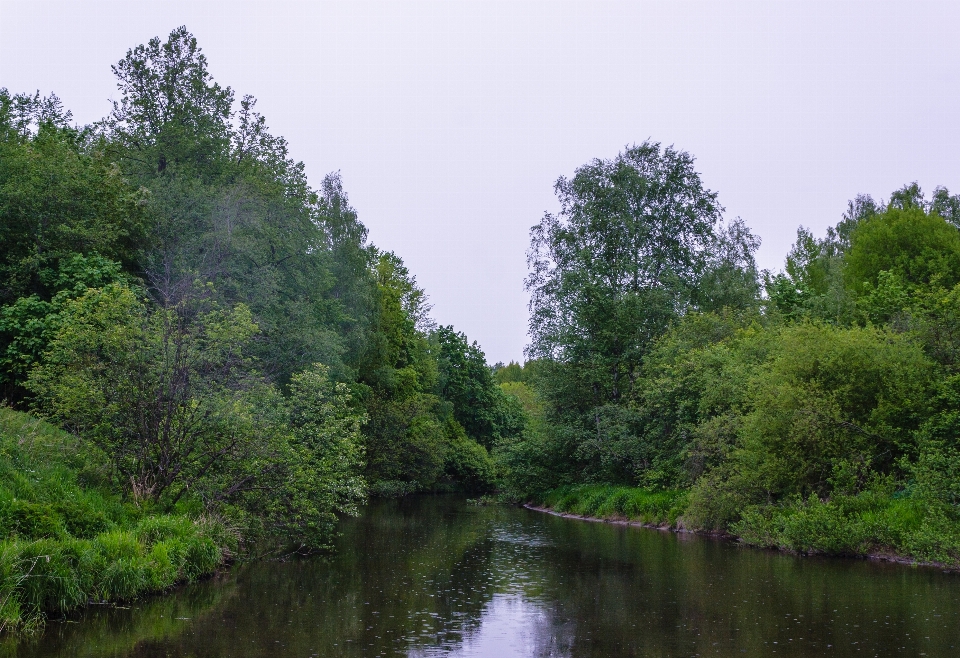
7 496 960 657
418 594 573 658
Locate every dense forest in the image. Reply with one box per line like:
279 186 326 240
4 24 960 633
0 28 520 630
497 143 960 567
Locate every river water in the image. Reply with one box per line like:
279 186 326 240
9 496 960 657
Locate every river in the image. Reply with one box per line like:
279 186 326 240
8 496 960 657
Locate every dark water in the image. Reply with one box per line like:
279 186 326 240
8 496 960 657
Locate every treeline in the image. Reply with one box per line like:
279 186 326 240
499 143 960 564
0 26 520 562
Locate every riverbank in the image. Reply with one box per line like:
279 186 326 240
531 484 688 529
0 408 234 633
527 483 960 571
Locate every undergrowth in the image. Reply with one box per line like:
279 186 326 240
0 408 234 633
734 491 960 567
535 484 689 526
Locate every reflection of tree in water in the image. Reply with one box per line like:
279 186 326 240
337 496 504 654
511 514 960 657
1 573 237 658
13 498 960 658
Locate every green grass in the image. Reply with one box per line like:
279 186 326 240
535 484 689 526
734 491 960 567
0 408 234 633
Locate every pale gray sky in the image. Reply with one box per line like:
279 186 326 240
2 1 959 364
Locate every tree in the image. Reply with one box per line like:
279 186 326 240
431 326 524 448
492 361 526 385
4 27 503 505
105 26 234 177
255 363 366 550
694 218 762 311
844 204 960 294
26 284 269 507
764 225 853 323
686 323 934 528
0 90 146 307
526 142 741 412
0 254 125 395
99 28 379 387
356 251 445 491
931 186 960 228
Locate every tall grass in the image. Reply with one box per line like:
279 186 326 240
734 491 960 567
535 484 689 527
0 408 233 633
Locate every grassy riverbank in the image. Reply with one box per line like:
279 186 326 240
533 485 688 527
533 484 960 568
0 408 234 633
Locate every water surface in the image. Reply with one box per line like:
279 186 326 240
10 496 960 657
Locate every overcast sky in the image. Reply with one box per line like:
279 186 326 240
2 1 959 364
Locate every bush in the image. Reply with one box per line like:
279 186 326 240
0 408 230 633
685 322 934 528
442 421 497 493
732 491 960 566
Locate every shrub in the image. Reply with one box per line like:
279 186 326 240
0 409 231 632
732 491 960 566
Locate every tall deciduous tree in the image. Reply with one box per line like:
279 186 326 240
431 326 524 448
0 90 145 306
105 26 233 177
526 141 751 411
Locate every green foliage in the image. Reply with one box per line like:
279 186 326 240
845 204 960 294
0 90 145 311
0 408 230 632
630 309 772 487
357 252 444 491
685 323 933 529
494 425 577 502
492 361 526 384
765 228 853 323
733 491 960 566
364 394 447 490
10 23 960 604
911 374 960 508
432 326 525 448
354 253 500 494
522 142 760 491
0 90 146 399
537 484 688 527
4 26 500 512
25 285 368 550
0 254 126 394
515 171 960 568
260 364 367 549
441 418 497 493
526 141 737 409
105 26 234 178
26 285 269 507
498 381 543 418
